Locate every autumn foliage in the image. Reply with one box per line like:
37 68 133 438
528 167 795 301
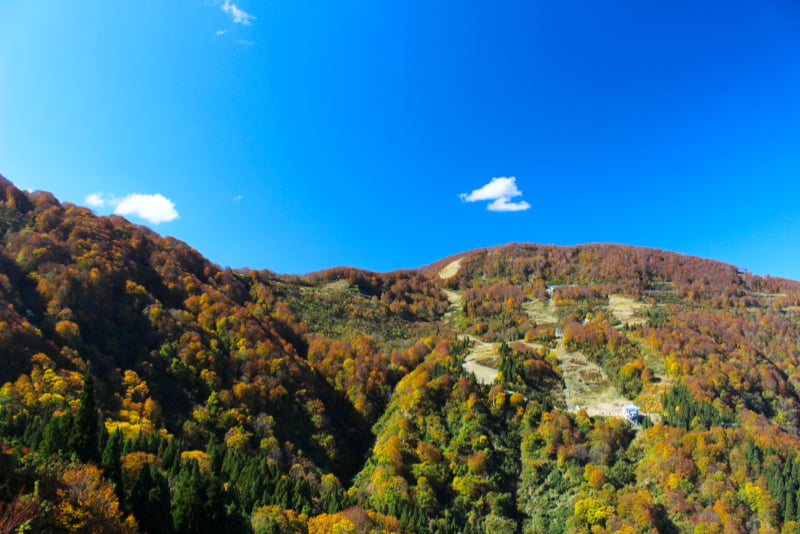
2 176 800 533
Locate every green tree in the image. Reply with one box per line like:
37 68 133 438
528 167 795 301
130 463 173 534
171 460 230 534
41 412 73 456
159 438 182 475
102 427 125 500
70 369 100 463
172 460 203 534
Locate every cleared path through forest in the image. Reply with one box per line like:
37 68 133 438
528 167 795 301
462 338 500 385
438 260 638 418
437 261 502 386
521 293 636 419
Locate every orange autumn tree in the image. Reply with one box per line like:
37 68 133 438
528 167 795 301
50 464 136 534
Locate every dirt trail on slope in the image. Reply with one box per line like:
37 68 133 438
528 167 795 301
438 259 462 280
437 266 501 386
522 296 635 418
462 340 500 385
442 289 462 306
439 259 464 323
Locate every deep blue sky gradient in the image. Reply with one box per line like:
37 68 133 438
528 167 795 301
2 1 799 277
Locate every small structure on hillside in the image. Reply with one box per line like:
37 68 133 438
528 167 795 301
622 404 641 424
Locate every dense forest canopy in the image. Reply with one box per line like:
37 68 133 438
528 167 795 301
2 175 800 533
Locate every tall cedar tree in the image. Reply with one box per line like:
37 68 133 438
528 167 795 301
70 370 100 463
41 412 73 457
101 428 125 500
130 463 173 534
172 460 229 534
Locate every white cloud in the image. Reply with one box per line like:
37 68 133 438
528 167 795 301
233 195 243 202
84 191 179 224
221 1 255 25
460 176 531 212
216 30 228 36
113 194 179 224
85 192 106 207
488 198 532 212
236 39 255 47
460 177 522 203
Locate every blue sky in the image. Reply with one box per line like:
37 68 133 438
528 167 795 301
2 1 800 278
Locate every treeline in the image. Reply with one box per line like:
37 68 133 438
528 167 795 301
435 243 800 307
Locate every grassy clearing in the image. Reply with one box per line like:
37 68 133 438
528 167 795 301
558 344 619 404
321 279 352 292
523 298 557 326
607 294 651 326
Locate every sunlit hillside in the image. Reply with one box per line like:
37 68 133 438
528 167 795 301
2 177 800 533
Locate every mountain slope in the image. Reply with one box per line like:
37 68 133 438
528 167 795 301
2 176 800 533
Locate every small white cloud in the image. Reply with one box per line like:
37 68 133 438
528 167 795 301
113 193 179 224
236 39 254 47
460 176 531 212
488 198 531 212
233 195 243 202
216 29 228 36
85 192 106 207
221 1 255 25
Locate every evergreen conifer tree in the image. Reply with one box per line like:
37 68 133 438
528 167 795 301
172 459 232 534
41 412 73 456
203 474 229 533
206 435 225 475
101 427 125 500
131 463 173 534
21 414 42 450
172 460 203 534
70 369 100 463
160 438 182 475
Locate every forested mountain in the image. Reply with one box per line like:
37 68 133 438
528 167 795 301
2 175 800 533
